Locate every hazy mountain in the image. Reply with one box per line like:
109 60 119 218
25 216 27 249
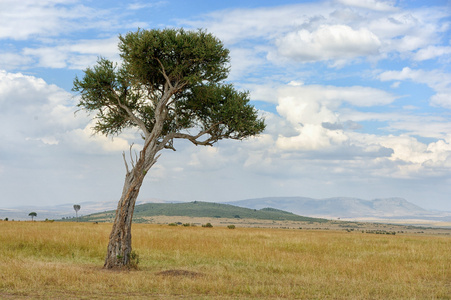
227 197 449 220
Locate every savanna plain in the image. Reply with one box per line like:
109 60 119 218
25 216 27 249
0 221 450 299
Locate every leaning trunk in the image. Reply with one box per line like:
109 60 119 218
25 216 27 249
103 117 164 269
104 169 144 269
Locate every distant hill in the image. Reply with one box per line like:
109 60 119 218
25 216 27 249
227 197 448 220
72 201 328 223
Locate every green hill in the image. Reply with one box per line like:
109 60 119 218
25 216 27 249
72 201 328 223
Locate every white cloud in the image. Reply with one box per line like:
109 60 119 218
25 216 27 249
0 0 96 40
276 123 349 151
277 85 396 124
268 84 396 152
183 4 327 45
414 45 451 61
0 70 135 155
276 25 381 62
22 37 119 69
0 52 34 70
67 123 131 153
127 1 167 10
336 0 397 11
379 67 451 109
180 1 450 70
243 82 451 181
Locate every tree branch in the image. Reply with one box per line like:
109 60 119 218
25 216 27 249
156 58 174 90
122 152 130 175
129 143 136 170
162 122 222 147
109 87 150 137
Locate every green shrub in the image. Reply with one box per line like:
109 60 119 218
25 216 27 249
227 225 236 229
128 251 140 270
168 223 178 226
202 223 213 228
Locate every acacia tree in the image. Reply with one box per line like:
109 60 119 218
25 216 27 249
73 28 265 269
29 212 37 221
73 204 81 221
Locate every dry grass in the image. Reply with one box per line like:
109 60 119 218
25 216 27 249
0 221 450 299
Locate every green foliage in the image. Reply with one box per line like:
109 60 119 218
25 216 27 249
202 223 213 228
118 28 230 89
227 225 236 229
127 251 140 269
73 28 265 144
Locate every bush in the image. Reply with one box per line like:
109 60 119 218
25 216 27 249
168 223 178 226
202 223 213 228
227 225 236 229
128 251 140 270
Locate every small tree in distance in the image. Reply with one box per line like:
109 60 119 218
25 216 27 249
73 204 81 221
73 28 265 269
29 212 37 221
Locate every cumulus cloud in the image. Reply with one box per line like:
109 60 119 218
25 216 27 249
276 85 396 125
269 84 397 152
276 123 349 151
241 81 451 183
0 70 133 155
276 25 381 62
0 70 76 139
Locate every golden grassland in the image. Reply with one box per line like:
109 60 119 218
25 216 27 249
0 221 450 299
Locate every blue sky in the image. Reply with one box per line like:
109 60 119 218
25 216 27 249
1 0 451 211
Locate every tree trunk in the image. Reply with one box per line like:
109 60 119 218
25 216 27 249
104 170 144 269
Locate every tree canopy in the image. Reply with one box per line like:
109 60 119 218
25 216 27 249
73 28 265 151
28 212 37 221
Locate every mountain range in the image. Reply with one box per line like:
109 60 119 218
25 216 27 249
227 197 447 219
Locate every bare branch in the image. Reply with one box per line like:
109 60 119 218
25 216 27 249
163 125 221 148
129 143 135 170
122 152 130 174
163 139 176 151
